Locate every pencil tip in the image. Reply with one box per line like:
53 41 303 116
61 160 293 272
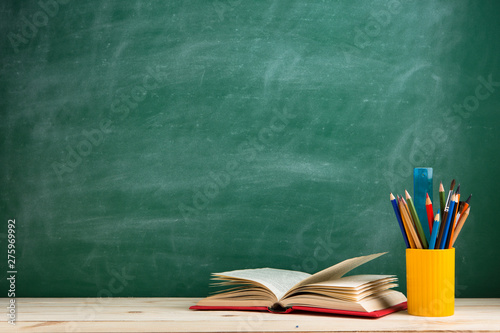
465 194 472 204
390 193 395 200
439 182 444 191
456 184 461 194
405 190 410 199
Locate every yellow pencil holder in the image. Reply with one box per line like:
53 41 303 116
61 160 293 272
406 248 455 317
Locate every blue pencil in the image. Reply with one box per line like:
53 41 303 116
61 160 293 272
390 193 410 248
439 195 456 249
428 211 440 250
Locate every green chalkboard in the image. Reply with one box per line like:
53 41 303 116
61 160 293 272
1 0 500 298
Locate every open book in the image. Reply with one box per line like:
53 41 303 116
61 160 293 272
190 253 407 318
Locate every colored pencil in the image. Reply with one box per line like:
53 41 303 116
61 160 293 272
436 180 455 248
399 198 422 249
443 179 456 218
398 196 416 249
400 196 412 226
428 211 440 250
439 182 446 221
402 197 422 248
444 193 458 248
388 180 471 250
401 197 417 241
405 190 428 249
425 193 434 233
446 185 460 248
390 193 410 248
460 194 472 216
455 195 471 229
455 202 464 223
452 207 470 246
439 194 456 249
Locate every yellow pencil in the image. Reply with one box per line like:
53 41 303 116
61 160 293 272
399 198 422 249
402 197 423 246
405 190 428 249
398 197 416 249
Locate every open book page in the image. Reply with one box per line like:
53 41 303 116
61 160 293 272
285 275 398 302
283 252 387 298
305 275 396 289
213 268 311 301
281 289 407 313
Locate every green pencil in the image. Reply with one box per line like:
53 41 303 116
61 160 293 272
405 190 428 249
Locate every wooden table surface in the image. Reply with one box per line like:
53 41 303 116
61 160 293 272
0 298 499 332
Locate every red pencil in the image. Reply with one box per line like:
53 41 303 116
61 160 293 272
425 193 434 234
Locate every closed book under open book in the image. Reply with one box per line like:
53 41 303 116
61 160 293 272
190 252 407 318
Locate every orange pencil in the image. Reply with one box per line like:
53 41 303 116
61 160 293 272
425 193 434 233
455 194 471 228
402 195 425 246
398 197 416 249
401 197 414 226
399 198 422 249
452 207 470 246
460 194 472 216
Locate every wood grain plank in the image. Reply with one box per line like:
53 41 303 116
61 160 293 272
0 298 498 332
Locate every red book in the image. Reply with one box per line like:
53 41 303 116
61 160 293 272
190 253 407 318
190 302 407 319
